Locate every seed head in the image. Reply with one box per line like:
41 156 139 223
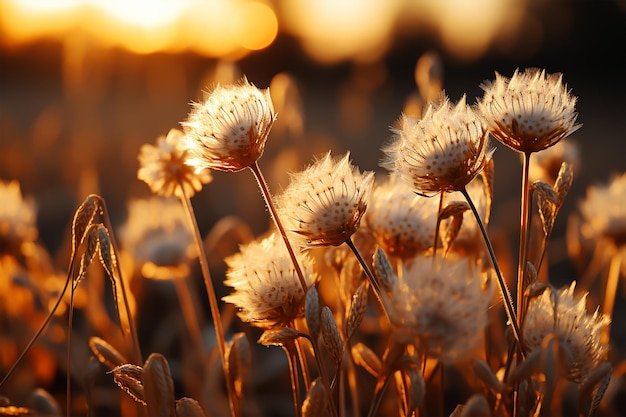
365 175 440 260
479 68 580 154
387 254 493 364
276 151 375 247
182 77 276 172
523 282 610 383
381 95 493 196
223 232 318 328
138 128 212 198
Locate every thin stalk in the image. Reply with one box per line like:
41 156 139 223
249 161 308 293
367 372 394 417
344 237 390 323
291 321 311 392
306 334 339 417
460 188 523 353
433 192 445 259
178 184 239 417
601 253 622 347
284 341 303 417
516 152 532 329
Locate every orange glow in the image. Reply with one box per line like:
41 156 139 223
0 0 279 57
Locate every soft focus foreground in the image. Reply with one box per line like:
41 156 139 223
1 2 625 417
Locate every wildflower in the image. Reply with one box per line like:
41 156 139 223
0 180 37 255
479 68 580 154
223 232 318 328
381 95 493 196
387 254 493 364
523 282 610 382
119 197 194 280
276 151 375 247
138 128 212 198
182 77 276 172
365 175 440 260
579 172 626 251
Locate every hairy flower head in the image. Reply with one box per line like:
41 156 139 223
387 254 493 364
0 180 37 255
223 232 318 328
119 197 194 279
523 282 610 382
138 128 212 198
479 68 580 154
579 172 626 249
365 175 440 260
276 152 375 247
381 95 493 196
182 77 276 172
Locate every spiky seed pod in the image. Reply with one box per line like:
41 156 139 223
183 77 276 172
381 95 493 196
479 68 580 154
138 128 213 198
276 151 375 247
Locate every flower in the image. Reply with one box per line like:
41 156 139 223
119 197 194 280
138 128 212 198
223 232 318 328
479 68 580 154
0 180 37 256
381 95 493 196
182 77 276 172
387 254 493 364
365 175 440 260
276 151 375 247
523 282 610 382
579 172 626 250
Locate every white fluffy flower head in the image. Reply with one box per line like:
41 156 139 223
182 77 276 172
223 233 318 328
382 95 493 196
277 151 375 247
479 68 580 154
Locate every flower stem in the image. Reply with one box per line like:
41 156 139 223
517 152 532 330
284 341 303 417
178 184 239 417
460 187 523 353
601 253 621 347
345 237 390 323
249 161 308 294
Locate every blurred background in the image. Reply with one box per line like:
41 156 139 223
1 0 625 412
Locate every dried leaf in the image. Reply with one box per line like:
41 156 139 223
345 280 368 341
321 307 343 365
439 201 470 253
480 158 495 225
351 342 381 377
89 336 128 371
302 378 328 417
554 162 574 207
71 194 99 258
533 181 558 237
143 353 176 417
226 332 251 398
112 364 146 405
257 327 302 347
175 398 207 417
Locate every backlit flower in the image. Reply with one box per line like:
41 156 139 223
276 151 375 247
182 77 276 172
479 68 580 154
579 172 626 250
0 180 37 255
365 175 439 260
223 232 318 328
381 95 493 196
523 282 609 382
138 128 212 198
387 254 493 364
119 197 194 280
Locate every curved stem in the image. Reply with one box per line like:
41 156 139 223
178 185 239 417
284 341 303 417
249 162 308 294
517 152 532 330
460 187 523 354
601 253 621 347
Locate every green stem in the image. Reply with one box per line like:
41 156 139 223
460 188 523 353
178 185 239 417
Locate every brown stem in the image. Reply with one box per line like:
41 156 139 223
601 253 621 347
516 152 532 330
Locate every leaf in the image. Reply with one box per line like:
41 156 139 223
143 353 176 417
